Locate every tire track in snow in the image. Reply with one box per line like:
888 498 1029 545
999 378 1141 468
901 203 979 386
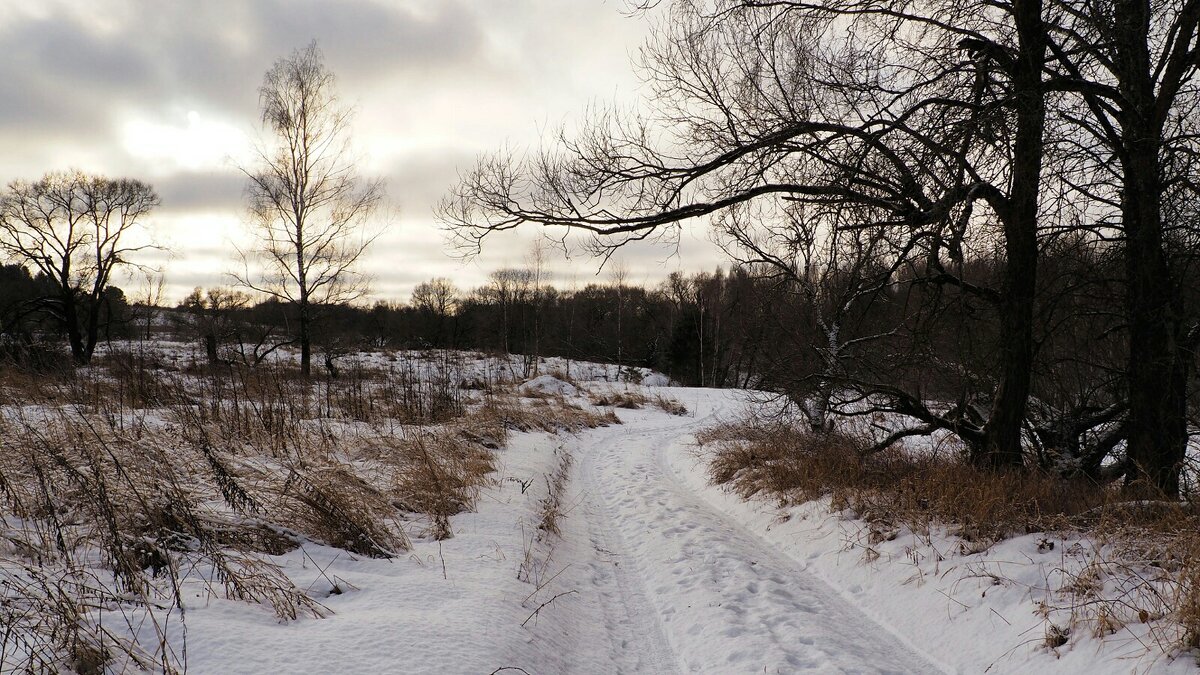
572 395 944 674
577 443 681 674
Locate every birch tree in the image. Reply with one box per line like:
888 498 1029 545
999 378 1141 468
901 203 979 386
237 42 383 377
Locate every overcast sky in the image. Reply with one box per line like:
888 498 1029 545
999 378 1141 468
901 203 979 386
0 0 726 303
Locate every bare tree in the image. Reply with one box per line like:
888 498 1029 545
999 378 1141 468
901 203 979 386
236 41 383 377
609 261 629 375
0 170 159 364
525 240 550 374
441 0 1050 468
179 287 251 365
134 269 167 341
1036 0 1200 496
715 200 911 433
476 268 535 355
410 277 460 347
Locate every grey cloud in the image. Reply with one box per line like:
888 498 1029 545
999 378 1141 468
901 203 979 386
243 0 487 79
25 20 152 85
0 0 489 142
385 147 478 211
146 268 229 294
0 0 693 304
152 170 246 213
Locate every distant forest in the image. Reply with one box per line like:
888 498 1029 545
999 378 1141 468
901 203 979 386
3 234 1174 456
0 261 780 388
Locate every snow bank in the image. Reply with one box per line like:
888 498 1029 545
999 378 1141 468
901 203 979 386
518 374 579 397
668 389 1199 674
641 373 671 387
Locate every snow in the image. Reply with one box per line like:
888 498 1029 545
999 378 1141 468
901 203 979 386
641 373 672 387
670 392 1198 675
566 393 940 673
171 386 944 674
5 347 1194 673
178 434 571 674
518 374 579 397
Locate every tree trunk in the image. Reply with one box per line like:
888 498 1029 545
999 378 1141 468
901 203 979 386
1114 0 1187 498
1123 166 1187 498
978 0 1045 469
299 302 311 377
62 291 87 365
84 300 101 364
205 333 219 365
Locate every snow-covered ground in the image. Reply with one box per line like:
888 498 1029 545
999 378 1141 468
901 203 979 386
166 386 923 673
4 347 1193 673
94 339 668 387
158 382 1192 673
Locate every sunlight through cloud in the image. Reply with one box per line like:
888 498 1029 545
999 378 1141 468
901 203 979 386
121 109 248 171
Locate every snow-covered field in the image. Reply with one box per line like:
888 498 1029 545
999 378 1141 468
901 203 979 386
2 345 1195 673
163 386 932 674
172 390 1195 673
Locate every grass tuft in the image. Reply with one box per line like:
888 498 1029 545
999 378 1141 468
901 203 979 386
698 413 1200 657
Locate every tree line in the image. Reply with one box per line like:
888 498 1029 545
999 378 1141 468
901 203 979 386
0 264 778 387
5 2 1200 499
439 0 1200 497
6 233 1162 500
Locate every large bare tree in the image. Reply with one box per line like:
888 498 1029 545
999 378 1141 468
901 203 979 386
179 286 251 365
441 0 1050 468
410 277 460 348
237 42 383 377
0 170 158 364
1028 0 1200 496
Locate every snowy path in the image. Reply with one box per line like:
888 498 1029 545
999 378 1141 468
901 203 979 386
577 453 680 674
177 388 946 674
559 389 943 674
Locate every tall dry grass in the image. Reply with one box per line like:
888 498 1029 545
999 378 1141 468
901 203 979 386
698 415 1200 658
699 418 1113 539
0 344 610 672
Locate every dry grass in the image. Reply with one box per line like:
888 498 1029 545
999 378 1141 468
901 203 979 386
322 358 467 424
0 409 326 673
537 446 574 538
273 462 409 557
590 389 649 409
699 418 1108 541
477 395 620 435
0 562 170 674
590 387 688 416
366 428 496 540
653 394 689 416
1043 517 1200 655
699 414 1200 658
0 344 607 672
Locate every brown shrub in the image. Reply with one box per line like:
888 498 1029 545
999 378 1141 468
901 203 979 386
700 419 1109 541
653 394 689 416
589 389 649 409
589 387 688 416
477 396 620 435
700 415 1200 655
272 462 409 558
369 429 496 540
0 349 633 670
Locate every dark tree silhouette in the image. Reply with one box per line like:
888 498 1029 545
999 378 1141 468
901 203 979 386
440 0 1052 468
0 170 158 364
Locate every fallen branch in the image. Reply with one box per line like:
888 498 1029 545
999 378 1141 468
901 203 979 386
520 589 578 628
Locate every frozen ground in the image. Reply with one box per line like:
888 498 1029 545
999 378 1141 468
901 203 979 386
23 346 1188 673
162 380 1191 674
174 387 931 674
